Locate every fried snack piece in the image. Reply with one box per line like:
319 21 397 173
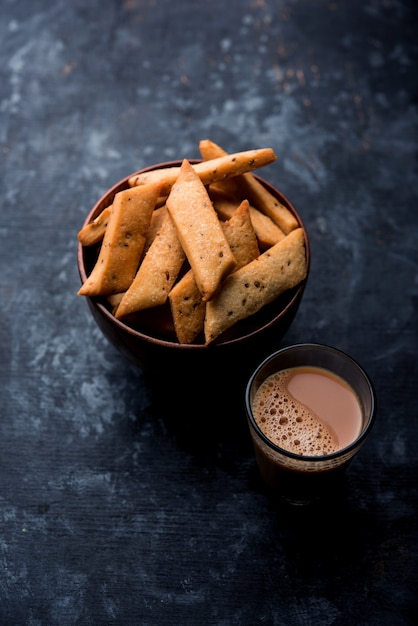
78 198 168 250
210 187 285 249
221 200 260 267
204 228 307 344
200 139 298 234
103 209 168 314
77 205 112 246
78 183 161 296
166 159 236 302
143 205 167 255
168 269 205 344
169 200 259 344
128 148 277 195
234 171 299 234
115 211 186 317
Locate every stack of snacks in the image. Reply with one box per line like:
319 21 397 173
78 141 308 345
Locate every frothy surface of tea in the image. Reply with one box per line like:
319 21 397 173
252 366 363 456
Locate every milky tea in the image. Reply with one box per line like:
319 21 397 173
245 345 376 502
252 366 363 457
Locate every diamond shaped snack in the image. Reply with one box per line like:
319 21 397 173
78 182 161 297
166 159 236 302
204 228 307 344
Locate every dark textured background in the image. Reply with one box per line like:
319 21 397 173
1 1 417 624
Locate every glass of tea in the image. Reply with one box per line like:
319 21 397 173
245 343 376 504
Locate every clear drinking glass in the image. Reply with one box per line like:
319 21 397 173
245 343 376 504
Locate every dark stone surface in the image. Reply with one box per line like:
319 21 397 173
1 1 417 624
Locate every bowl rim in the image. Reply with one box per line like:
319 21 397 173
77 159 311 351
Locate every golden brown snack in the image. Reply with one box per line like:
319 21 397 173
168 269 206 344
199 139 298 234
77 200 168 249
143 205 167 255
78 183 161 297
115 211 186 317
128 148 277 195
211 187 285 249
221 200 260 268
77 205 112 246
168 199 259 344
233 173 299 234
166 159 236 302
204 228 307 344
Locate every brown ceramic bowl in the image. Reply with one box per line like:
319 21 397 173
77 160 310 393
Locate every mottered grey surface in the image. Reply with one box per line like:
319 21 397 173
1 1 417 624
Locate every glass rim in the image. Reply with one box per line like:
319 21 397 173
245 343 376 462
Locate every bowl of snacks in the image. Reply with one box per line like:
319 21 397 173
77 140 310 394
